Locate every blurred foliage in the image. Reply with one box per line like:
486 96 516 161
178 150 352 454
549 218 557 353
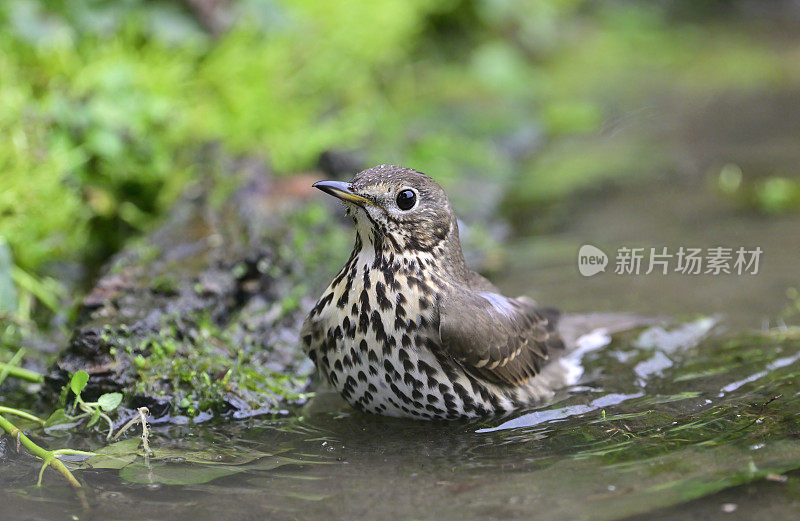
0 0 799 323
0 239 17 314
0 0 448 320
714 163 800 214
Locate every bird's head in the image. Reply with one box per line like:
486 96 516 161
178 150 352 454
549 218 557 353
313 164 459 254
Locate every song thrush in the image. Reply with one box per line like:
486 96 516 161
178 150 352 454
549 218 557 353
301 165 565 419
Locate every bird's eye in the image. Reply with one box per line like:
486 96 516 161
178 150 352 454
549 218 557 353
396 189 416 211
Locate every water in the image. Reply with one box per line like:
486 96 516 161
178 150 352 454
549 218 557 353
495 178 800 329
2 302 800 520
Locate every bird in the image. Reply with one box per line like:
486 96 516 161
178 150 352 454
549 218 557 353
300 164 567 420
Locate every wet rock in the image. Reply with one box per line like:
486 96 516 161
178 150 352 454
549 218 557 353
51 156 350 418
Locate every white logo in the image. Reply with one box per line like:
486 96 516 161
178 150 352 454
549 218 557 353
578 244 608 277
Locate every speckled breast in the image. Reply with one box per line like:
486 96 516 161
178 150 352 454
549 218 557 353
303 250 517 419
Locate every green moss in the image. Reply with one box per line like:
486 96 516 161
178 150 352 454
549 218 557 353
100 312 309 416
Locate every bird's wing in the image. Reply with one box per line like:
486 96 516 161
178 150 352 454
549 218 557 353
463 269 501 293
437 290 564 386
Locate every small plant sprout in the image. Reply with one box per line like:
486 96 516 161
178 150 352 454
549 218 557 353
68 370 124 440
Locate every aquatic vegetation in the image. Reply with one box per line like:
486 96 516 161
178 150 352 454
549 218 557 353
62 370 123 439
0 364 127 487
0 412 91 488
72 435 325 486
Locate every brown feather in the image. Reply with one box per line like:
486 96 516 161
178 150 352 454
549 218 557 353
437 288 563 387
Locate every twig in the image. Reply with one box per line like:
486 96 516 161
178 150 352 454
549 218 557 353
138 407 152 455
112 407 152 455
113 410 141 440
740 395 782 431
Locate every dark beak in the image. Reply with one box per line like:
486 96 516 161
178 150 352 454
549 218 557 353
312 180 375 207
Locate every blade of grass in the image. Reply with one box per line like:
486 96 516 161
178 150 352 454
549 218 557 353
0 361 44 384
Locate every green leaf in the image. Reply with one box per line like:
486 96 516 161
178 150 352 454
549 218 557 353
119 462 242 485
117 456 307 485
87 409 101 428
79 438 323 486
149 445 277 466
99 438 143 456
84 452 138 470
79 438 141 470
43 409 81 431
10 266 62 313
97 392 123 412
70 370 89 396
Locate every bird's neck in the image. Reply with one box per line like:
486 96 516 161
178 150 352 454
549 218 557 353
353 224 469 282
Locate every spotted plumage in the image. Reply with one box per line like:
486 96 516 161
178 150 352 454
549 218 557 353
301 165 566 419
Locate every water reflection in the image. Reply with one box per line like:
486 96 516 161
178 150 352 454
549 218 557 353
719 351 800 395
476 392 644 433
